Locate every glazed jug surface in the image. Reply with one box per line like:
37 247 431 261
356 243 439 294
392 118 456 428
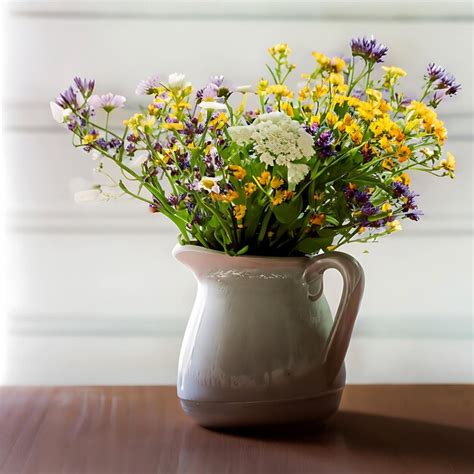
173 244 364 427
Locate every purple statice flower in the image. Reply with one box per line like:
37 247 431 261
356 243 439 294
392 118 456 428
56 86 83 109
406 208 423 221
360 202 378 216
89 93 126 112
425 64 461 96
426 63 448 81
167 194 181 207
135 75 161 95
126 143 136 155
354 190 370 204
265 105 274 113
350 36 388 63
316 130 335 157
95 138 108 150
304 122 320 136
73 77 95 98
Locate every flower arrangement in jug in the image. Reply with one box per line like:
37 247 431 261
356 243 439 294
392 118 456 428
51 36 460 256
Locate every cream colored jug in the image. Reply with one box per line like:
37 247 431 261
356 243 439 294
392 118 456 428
173 244 364 427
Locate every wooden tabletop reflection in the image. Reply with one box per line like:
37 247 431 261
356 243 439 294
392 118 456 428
1 385 473 473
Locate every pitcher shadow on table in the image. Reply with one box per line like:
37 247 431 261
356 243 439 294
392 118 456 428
197 411 474 467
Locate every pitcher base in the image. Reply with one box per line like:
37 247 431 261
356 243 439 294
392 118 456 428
179 388 344 428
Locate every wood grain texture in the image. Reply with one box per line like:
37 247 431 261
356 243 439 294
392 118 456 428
1 385 473 473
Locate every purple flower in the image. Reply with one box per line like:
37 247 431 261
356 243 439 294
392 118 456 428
425 64 461 96
200 83 219 101
304 122 319 136
210 75 224 87
426 63 447 81
316 130 335 157
56 86 83 109
354 190 370 204
360 202 378 216
406 209 423 221
350 36 388 63
73 77 95 97
136 75 161 95
89 93 126 112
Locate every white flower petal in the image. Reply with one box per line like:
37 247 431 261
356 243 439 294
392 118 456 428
236 85 254 93
198 101 227 111
168 72 187 90
50 101 65 123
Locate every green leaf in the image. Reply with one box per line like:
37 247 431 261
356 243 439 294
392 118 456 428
272 195 303 224
235 245 249 256
295 236 333 255
324 215 340 226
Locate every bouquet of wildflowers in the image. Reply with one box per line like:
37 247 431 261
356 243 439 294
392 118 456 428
51 36 460 256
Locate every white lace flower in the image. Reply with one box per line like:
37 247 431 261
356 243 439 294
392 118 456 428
228 112 315 185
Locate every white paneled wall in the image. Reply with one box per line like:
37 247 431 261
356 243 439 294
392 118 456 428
3 0 473 384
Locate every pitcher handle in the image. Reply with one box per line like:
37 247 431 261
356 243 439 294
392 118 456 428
303 251 364 385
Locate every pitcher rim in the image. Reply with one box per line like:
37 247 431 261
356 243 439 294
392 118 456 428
172 243 336 272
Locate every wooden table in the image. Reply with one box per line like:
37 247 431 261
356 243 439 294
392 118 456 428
1 385 473 473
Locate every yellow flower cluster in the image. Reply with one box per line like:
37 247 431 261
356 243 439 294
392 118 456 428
408 101 447 144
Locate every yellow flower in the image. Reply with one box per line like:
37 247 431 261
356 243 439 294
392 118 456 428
379 135 393 152
325 112 338 127
257 170 271 186
436 152 456 178
268 43 291 57
328 73 344 86
280 101 294 117
257 79 269 95
370 120 385 137
331 57 346 73
336 113 353 132
82 133 98 145
271 190 286 206
171 100 191 112
366 89 383 102
267 84 293 99
209 112 228 130
381 203 393 215
229 165 246 180
312 51 331 68
393 172 411 186
210 192 225 202
382 66 407 78
396 145 411 163
312 84 329 100
233 204 247 220
310 213 326 226
244 182 257 196
387 220 402 232
271 176 284 189
356 101 379 121
405 119 422 133
224 190 240 202
433 120 447 145
298 86 310 101
162 121 183 131
382 158 395 170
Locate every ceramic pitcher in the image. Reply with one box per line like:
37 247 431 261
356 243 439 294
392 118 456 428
173 244 364 428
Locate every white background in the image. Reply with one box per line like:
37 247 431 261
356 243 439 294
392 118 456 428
2 0 473 385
